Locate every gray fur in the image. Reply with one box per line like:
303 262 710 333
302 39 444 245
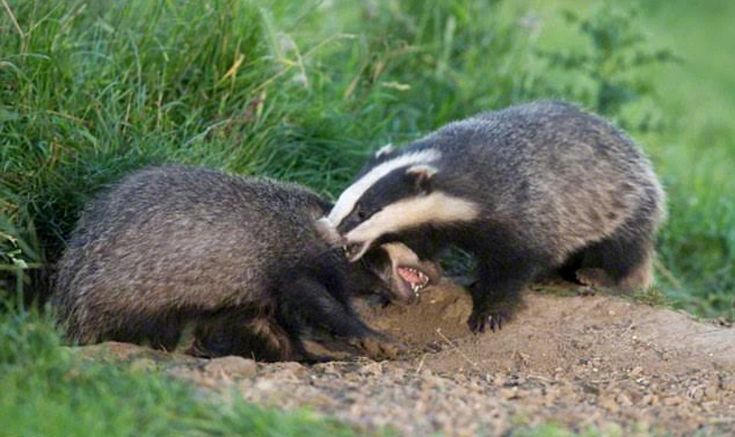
52 166 397 359
418 101 665 263
334 101 666 332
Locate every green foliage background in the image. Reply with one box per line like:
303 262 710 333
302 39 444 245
0 0 733 432
2 0 732 318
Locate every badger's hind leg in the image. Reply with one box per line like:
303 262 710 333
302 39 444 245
574 225 655 292
576 249 653 291
192 309 305 362
97 309 187 352
575 267 616 288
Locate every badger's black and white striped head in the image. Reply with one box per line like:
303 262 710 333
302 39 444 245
315 212 441 303
326 147 480 261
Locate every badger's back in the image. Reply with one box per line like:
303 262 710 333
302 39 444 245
53 166 329 344
412 101 665 261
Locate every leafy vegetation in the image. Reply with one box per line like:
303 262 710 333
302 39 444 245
0 0 732 433
4 0 730 315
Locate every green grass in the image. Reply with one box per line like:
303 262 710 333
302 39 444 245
512 423 615 437
526 0 735 320
2 0 731 316
1 0 733 433
638 0 735 318
0 301 358 436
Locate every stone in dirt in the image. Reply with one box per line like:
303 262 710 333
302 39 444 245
204 356 257 379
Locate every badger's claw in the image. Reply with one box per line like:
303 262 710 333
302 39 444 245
468 308 510 334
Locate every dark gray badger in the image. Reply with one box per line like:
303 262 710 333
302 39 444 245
52 166 440 361
327 101 665 333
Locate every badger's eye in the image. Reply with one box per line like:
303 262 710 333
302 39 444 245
354 203 368 220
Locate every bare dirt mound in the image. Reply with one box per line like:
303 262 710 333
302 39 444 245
74 281 735 435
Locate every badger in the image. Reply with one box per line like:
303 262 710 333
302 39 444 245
52 165 440 361
327 101 666 333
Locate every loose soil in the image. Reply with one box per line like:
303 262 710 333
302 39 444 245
75 280 735 436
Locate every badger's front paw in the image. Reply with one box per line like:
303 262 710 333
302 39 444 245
349 335 405 360
467 306 512 334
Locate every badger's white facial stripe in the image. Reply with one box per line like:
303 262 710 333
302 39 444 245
375 143 395 158
328 149 441 226
344 191 480 250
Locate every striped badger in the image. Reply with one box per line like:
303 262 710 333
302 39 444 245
327 101 666 333
53 166 440 361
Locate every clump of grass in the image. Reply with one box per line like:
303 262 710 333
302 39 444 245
529 283 580 298
0 0 539 299
513 422 628 437
638 0 735 320
0 300 358 436
629 284 668 308
1 0 278 267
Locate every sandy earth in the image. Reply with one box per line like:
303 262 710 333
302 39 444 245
75 281 735 436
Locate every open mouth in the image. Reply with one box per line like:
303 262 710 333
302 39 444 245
396 266 431 299
347 240 442 305
346 242 430 300
382 242 441 304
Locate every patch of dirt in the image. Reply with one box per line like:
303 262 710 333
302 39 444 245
73 280 735 435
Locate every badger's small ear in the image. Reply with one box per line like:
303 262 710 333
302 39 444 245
314 217 344 246
405 164 438 193
374 144 395 160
